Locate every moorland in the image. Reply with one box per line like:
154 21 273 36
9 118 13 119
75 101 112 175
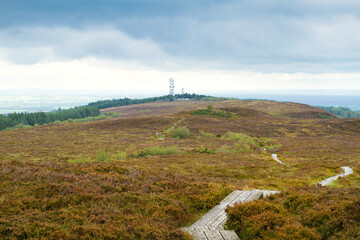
0 99 359 239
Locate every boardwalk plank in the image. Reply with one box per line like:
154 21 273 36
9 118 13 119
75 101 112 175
191 191 244 228
203 229 224 240
192 229 208 240
219 230 240 240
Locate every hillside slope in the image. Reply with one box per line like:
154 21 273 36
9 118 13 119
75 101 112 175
0 100 358 239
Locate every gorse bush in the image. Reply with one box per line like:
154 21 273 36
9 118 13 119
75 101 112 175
172 126 190 139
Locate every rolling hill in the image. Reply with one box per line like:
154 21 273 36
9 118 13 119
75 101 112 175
0 100 358 239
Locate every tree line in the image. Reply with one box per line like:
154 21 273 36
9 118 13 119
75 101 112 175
87 93 211 109
316 106 360 118
0 93 225 131
0 106 100 130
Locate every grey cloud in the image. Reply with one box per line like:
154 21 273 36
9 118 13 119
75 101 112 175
0 0 360 72
0 27 169 64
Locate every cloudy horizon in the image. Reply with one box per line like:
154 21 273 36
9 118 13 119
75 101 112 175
1 0 360 93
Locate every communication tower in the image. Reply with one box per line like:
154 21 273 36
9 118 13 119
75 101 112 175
182 88 184 94
169 77 175 96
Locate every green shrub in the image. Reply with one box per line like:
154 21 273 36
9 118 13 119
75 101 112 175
318 113 332 119
64 112 122 124
216 144 253 153
172 126 190 139
113 151 127 160
137 146 179 157
198 130 216 139
5 124 32 131
96 149 109 162
221 131 254 142
220 132 282 152
192 105 234 118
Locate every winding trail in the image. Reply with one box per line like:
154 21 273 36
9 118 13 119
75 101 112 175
156 117 186 140
319 167 354 186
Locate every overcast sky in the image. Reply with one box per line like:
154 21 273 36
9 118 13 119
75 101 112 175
1 0 360 94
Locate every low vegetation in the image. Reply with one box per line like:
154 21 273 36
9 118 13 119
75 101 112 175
0 99 359 239
68 150 127 163
198 130 216 139
64 112 122 123
220 131 282 152
227 185 360 240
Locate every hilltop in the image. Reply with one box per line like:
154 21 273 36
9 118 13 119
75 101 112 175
0 99 359 239
101 100 335 119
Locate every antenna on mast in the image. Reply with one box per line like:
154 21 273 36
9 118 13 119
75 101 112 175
169 77 175 96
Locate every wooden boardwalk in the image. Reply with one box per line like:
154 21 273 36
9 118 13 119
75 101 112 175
182 189 279 240
319 166 353 186
271 154 285 164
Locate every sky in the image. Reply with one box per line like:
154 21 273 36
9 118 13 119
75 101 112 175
1 0 360 95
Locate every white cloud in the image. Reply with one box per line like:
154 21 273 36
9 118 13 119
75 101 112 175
1 59 360 92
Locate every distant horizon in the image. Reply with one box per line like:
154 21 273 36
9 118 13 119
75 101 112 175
1 88 360 96
1 89 359 114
